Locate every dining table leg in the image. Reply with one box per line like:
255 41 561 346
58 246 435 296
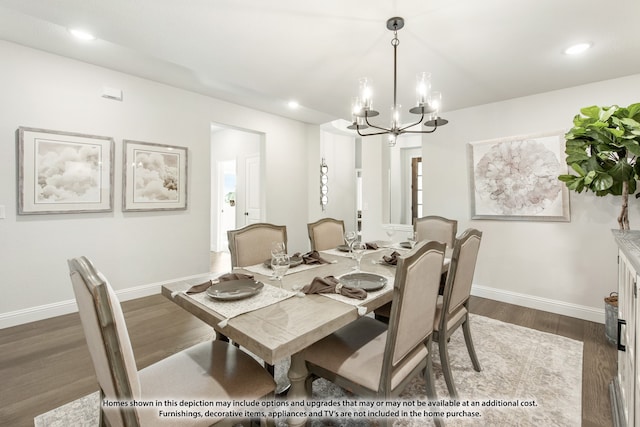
287 351 308 427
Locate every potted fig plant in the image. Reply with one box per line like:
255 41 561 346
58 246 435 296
559 103 640 230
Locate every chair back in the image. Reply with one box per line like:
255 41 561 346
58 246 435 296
307 218 345 251
443 229 482 318
381 240 445 393
228 223 288 267
414 215 457 248
68 256 141 427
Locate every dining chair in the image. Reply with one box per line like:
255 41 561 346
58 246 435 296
414 215 458 249
68 256 276 427
227 222 288 268
307 217 345 251
303 241 446 427
434 228 483 398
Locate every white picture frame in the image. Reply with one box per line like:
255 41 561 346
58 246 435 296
17 127 114 214
468 130 570 222
122 140 188 211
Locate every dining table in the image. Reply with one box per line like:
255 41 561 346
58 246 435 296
161 243 449 426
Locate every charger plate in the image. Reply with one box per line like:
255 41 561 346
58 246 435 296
338 272 387 291
206 279 264 301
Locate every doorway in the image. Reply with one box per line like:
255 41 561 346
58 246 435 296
210 125 264 252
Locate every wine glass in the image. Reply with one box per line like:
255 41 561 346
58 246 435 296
407 232 417 249
270 254 290 288
352 241 367 272
384 228 395 246
271 241 286 257
344 231 357 257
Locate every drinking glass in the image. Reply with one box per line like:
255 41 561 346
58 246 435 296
270 254 290 288
352 241 367 272
407 232 417 249
344 231 357 257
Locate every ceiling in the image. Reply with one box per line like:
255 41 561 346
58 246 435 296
1 0 639 127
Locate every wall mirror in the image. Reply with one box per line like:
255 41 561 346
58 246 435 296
384 135 422 226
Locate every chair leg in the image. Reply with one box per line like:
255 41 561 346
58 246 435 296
438 333 458 399
424 342 445 427
462 318 482 372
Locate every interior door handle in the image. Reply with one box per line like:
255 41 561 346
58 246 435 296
618 319 626 352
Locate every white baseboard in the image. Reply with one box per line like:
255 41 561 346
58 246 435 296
471 284 605 324
0 272 209 330
1 277 606 329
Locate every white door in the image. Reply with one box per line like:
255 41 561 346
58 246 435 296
244 155 261 225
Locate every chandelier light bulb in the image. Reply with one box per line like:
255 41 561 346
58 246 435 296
429 91 442 113
416 72 432 106
391 104 401 130
358 78 373 110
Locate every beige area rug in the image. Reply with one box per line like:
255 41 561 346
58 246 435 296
35 314 582 426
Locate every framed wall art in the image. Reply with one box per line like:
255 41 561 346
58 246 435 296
467 130 570 222
17 127 114 214
122 140 188 211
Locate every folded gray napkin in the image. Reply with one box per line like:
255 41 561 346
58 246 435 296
302 276 367 300
365 242 379 250
382 250 402 265
186 273 254 294
293 250 331 265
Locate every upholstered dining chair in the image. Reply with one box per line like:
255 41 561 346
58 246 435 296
303 241 446 427
68 256 276 427
414 215 457 250
434 228 483 398
227 222 288 268
307 217 345 251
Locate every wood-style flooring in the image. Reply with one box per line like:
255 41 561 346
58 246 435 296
0 252 615 426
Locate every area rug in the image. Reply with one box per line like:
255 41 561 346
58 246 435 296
34 314 582 426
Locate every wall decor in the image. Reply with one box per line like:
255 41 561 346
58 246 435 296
467 130 570 221
123 140 188 211
320 157 328 211
17 127 114 214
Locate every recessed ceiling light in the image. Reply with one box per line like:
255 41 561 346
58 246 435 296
68 28 96 41
564 42 592 55
288 100 300 109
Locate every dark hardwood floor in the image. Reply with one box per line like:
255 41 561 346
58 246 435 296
0 252 615 426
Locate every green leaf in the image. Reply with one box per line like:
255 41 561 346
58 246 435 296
609 160 634 181
628 103 640 120
581 106 600 119
559 174 577 182
570 163 586 176
584 170 596 185
592 171 614 191
620 139 640 156
620 117 640 128
566 153 590 164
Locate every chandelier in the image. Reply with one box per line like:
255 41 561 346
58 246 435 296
347 17 448 146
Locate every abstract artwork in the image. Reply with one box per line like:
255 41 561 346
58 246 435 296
468 131 570 221
17 127 114 214
122 140 188 211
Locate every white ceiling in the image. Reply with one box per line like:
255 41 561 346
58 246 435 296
1 0 639 126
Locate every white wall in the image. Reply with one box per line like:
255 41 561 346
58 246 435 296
0 41 313 326
421 73 640 322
